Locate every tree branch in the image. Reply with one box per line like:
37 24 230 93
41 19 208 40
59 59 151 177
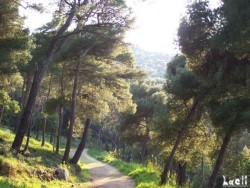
11 0 43 12
64 0 74 7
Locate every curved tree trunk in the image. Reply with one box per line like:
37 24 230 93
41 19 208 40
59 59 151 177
11 10 76 152
208 131 232 188
62 60 80 164
160 99 200 185
70 118 91 164
62 46 93 163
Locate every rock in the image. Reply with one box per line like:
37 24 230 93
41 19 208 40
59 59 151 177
54 166 70 180
35 168 54 181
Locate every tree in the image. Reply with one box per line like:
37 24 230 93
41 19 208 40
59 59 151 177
67 43 141 164
43 59 72 154
0 0 30 129
207 98 250 187
160 55 204 185
177 1 250 187
120 80 163 163
12 0 134 152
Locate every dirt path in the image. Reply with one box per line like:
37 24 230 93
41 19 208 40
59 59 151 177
78 149 135 188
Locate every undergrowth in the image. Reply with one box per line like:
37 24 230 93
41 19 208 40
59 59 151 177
0 127 89 188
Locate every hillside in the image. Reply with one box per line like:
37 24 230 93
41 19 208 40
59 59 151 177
0 127 89 188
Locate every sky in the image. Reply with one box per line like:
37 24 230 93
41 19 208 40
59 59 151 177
20 0 221 54
125 0 187 54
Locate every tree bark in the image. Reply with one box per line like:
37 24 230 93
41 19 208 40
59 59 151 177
160 99 200 185
70 118 91 164
11 9 76 152
208 131 232 188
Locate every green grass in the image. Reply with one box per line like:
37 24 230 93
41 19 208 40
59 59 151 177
0 127 90 188
88 148 182 188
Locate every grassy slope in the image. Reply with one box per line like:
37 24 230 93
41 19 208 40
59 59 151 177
0 127 89 188
88 148 183 188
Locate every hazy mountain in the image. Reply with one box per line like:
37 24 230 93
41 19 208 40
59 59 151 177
132 47 172 78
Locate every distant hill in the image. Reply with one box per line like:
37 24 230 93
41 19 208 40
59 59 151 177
132 47 172 78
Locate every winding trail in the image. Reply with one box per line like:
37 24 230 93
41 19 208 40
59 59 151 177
78 149 135 188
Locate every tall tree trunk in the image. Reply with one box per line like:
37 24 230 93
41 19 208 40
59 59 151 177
160 99 200 185
61 46 92 163
56 67 65 154
56 105 64 154
208 131 232 188
62 60 80 164
176 162 186 186
41 73 51 147
41 116 47 146
70 118 91 164
11 10 76 152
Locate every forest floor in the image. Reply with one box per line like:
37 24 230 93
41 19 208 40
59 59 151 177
79 149 135 188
